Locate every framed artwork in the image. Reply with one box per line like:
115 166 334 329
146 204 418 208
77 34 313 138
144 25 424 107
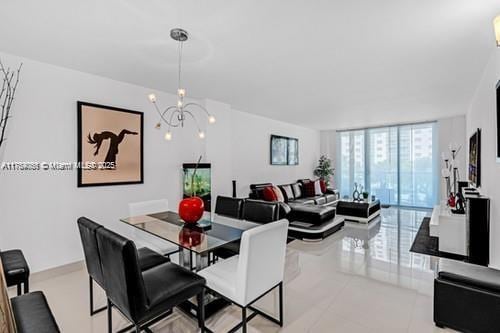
183 163 211 212
270 134 299 165
77 101 143 187
468 128 481 187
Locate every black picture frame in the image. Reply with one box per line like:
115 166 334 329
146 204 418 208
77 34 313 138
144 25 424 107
77 101 144 187
468 128 481 188
270 134 299 165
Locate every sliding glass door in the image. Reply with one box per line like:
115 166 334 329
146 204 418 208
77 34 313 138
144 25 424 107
399 124 436 207
338 130 365 199
367 127 398 205
336 122 437 208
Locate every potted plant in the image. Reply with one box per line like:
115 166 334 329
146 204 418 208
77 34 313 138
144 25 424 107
313 155 334 186
178 156 205 224
362 191 369 202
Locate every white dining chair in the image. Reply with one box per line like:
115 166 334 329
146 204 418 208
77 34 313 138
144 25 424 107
128 199 178 257
198 219 289 333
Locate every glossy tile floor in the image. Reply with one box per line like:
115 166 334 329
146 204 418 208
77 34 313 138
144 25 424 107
14 207 456 332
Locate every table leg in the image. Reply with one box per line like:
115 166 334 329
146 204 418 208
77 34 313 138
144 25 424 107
195 252 209 272
179 247 192 270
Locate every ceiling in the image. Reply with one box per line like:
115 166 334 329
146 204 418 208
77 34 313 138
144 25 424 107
1 0 499 130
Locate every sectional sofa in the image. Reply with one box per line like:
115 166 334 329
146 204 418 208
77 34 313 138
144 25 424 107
248 180 344 240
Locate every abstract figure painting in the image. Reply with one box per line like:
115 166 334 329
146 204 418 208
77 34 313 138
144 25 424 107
77 102 143 187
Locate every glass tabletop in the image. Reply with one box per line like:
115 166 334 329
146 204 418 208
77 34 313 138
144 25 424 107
120 211 255 254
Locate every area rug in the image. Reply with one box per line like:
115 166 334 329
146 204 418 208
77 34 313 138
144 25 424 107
410 217 466 261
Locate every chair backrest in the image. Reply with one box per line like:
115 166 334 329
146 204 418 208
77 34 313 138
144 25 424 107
215 196 244 219
95 227 147 322
0 258 16 333
77 217 104 286
242 199 279 223
128 199 169 217
235 219 289 306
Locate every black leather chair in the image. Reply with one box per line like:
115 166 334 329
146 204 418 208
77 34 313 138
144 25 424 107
213 198 280 260
0 249 29 296
434 258 500 332
212 196 246 260
1 256 60 333
77 217 169 316
96 227 206 333
215 196 244 219
242 199 279 223
11 292 60 333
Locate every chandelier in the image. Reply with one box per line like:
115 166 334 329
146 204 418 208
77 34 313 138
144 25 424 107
148 28 215 141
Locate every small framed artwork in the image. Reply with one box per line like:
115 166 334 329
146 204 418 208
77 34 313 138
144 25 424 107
270 134 299 165
77 101 143 187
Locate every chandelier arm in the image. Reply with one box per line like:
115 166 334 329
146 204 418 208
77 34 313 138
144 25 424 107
183 110 202 132
167 109 181 128
184 102 211 117
153 103 176 126
160 106 182 127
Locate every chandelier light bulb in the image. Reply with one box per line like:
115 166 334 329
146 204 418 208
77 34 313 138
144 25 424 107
148 93 157 103
198 131 205 139
165 131 172 141
178 88 186 97
208 115 216 124
177 100 183 108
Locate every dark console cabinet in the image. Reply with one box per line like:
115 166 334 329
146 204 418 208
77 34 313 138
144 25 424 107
467 196 490 266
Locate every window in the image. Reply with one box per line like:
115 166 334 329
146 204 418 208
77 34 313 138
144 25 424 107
336 122 437 208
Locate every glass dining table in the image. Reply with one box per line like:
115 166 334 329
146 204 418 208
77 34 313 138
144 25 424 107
120 211 258 271
120 211 258 318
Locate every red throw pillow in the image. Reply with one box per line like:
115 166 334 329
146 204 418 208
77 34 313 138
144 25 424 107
272 185 285 202
303 181 316 197
319 179 327 194
262 186 278 201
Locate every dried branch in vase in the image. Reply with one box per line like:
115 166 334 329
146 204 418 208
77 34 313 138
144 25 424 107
0 59 22 150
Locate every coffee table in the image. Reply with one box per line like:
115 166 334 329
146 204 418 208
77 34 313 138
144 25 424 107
336 199 381 223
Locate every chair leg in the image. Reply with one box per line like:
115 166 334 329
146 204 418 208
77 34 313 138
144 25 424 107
107 299 113 333
242 307 247 333
278 282 283 326
23 279 29 294
196 289 205 332
16 283 21 296
89 276 94 316
89 276 107 316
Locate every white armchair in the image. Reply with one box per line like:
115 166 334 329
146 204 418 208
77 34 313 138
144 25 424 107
198 219 289 333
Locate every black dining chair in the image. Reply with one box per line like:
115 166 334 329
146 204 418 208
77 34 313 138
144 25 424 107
0 249 30 296
77 217 169 316
215 196 245 219
213 197 281 261
211 196 246 260
242 199 280 223
96 227 206 333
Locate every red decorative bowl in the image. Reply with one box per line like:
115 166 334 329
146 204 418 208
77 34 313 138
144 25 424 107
178 196 204 224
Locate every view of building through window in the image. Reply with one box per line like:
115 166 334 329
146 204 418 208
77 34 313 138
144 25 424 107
337 122 437 208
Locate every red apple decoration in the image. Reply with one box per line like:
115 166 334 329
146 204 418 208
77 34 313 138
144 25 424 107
178 196 204 224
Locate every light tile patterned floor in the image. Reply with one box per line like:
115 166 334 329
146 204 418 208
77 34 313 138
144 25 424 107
12 207 457 332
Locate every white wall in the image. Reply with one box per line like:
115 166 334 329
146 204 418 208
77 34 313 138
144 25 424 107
319 115 467 200
466 49 500 269
0 52 320 272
